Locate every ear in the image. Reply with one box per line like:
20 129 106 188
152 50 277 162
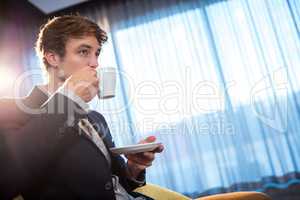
44 51 61 68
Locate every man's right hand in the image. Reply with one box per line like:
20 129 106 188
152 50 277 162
64 67 99 102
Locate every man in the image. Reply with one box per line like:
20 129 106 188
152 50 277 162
1 15 163 199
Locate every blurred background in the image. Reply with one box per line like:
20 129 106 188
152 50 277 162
0 0 299 199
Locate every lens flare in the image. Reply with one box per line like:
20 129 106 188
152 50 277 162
0 67 15 94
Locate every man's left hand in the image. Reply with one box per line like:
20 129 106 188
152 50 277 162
126 136 164 179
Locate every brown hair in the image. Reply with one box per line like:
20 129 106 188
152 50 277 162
35 15 107 70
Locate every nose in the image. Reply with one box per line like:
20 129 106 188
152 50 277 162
89 55 99 69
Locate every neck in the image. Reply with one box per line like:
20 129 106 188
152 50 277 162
42 69 65 95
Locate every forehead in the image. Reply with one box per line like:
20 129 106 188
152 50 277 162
65 35 101 50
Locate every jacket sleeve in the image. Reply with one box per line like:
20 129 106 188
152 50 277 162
111 154 146 192
0 98 30 130
0 93 86 199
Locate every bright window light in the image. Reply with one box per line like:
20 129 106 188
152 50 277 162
0 67 15 92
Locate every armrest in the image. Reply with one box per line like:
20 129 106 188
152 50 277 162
133 183 191 200
195 191 271 200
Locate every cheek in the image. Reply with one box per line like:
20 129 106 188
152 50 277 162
62 56 89 76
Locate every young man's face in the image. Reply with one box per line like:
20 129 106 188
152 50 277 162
57 35 101 79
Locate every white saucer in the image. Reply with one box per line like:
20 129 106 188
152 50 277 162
110 142 162 155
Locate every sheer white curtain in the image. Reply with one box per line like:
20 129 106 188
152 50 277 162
18 0 298 197
84 0 300 197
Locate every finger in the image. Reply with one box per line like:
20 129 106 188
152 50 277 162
129 152 155 163
131 154 154 163
139 135 156 144
140 152 155 161
81 93 91 102
92 78 99 88
126 155 153 166
91 69 97 77
128 157 152 167
152 144 164 153
126 151 153 160
127 160 148 172
88 86 98 98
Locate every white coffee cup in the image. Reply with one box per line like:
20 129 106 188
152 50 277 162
97 67 117 99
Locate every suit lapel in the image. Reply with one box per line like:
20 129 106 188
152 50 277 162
23 86 49 109
87 111 114 147
26 86 112 165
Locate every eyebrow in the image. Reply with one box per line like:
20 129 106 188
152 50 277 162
78 44 91 49
78 44 101 52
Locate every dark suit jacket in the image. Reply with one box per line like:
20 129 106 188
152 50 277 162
0 87 145 200
0 87 68 199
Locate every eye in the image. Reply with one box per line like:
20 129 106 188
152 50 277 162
79 49 89 56
95 49 101 57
